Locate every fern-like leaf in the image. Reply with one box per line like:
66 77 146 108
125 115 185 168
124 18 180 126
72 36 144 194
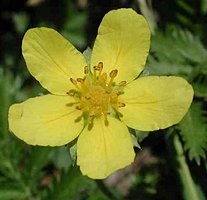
148 27 207 76
178 102 207 164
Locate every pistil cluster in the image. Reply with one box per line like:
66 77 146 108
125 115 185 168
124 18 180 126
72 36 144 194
67 62 126 123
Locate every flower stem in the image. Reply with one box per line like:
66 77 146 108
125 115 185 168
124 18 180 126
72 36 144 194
137 0 157 34
166 130 206 200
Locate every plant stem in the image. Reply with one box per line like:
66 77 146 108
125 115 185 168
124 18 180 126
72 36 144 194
137 0 157 34
166 130 205 200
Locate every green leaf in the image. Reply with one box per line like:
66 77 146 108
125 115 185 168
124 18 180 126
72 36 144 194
60 3 88 48
45 167 108 200
49 147 72 171
131 134 141 149
148 56 192 76
0 70 14 138
24 146 52 188
0 172 30 199
69 143 77 166
178 102 207 164
12 12 29 34
193 82 207 98
148 27 207 76
0 189 28 200
201 0 207 14
177 0 195 15
135 130 150 143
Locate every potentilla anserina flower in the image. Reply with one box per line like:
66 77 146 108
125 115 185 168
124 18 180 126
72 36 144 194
8 8 193 179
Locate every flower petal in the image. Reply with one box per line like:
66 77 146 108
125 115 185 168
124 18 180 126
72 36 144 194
8 95 83 146
22 28 87 95
119 76 193 131
77 116 135 179
91 8 150 83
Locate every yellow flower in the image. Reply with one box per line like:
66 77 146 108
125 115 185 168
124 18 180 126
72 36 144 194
8 8 193 179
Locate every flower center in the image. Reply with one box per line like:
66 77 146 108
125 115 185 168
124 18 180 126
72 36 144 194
67 62 126 120
79 84 118 116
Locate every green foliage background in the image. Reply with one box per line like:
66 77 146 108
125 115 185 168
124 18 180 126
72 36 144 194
0 0 207 199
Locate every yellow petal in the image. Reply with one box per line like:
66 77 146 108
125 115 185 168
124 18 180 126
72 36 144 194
119 76 193 131
8 95 83 146
77 116 135 179
22 28 86 95
91 8 150 83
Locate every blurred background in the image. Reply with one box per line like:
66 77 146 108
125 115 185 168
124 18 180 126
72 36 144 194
0 0 207 199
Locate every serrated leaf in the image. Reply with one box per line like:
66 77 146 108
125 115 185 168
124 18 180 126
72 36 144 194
46 167 109 200
148 56 192 76
23 146 52 187
179 102 207 164
148 27 207 76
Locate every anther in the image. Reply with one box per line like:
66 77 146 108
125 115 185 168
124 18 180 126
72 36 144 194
70 78 77 85
77 78 84 83
85 96 91 100
119 81 127 86
98 62 103 78
93 66 100 71
70 78 80 89
109 69 118 78
93 66 98 83
118 102 126 107
98 62 103 72
84 66 89 74
66 90 75 96
76 105 82 110
108 69 118 86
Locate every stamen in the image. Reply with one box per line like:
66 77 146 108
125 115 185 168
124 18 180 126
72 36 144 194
93 66 98 83
70 78 80 89
104 113 109 126
88 117 95 130
68 62 125 122
101 73 107 82
77 78 84 83
109 69 118 86
93 66 100 71
66 90 75 96
98 62 103 70
70 78 77 85
76 105 82 110
118 102 126 107
84 66 89 74
85 96 91 100
109 69 118 78
119 81 127 86
98 62 103 76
